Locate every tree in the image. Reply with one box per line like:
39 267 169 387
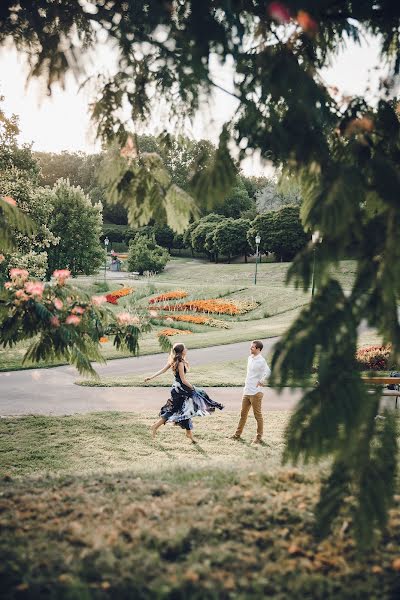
255 177 302 214
216 180 254 219
189 214 226 259
127 234 169 275
46 180 103 277
271 206 308 261
3 1 400 547
249 206 308 261
153 223 175 252
213 218 252 263
0 99 59 279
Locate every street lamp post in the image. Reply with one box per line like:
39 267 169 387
311 231 321 297
254 234 261 285
104 236 109 278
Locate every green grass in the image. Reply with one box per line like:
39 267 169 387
78 359 249 387
1 412 399 599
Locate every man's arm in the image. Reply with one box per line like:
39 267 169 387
257 359 271 387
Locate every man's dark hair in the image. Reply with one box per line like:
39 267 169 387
252 340 263 350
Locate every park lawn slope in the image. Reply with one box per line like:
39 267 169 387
0 412 399 599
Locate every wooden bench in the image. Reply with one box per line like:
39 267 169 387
361 376 400 409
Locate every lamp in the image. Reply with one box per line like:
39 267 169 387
254 234 261 285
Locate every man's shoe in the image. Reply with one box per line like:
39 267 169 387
252 438 263 445
230 434 242 441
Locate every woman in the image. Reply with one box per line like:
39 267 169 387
144 342 224 444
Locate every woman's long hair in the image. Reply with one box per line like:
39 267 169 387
169 342 185 374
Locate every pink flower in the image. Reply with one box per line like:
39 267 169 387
2 196 17 206
149 310 158 318
72 306 85 315
116 312 135 326
65 315 81 326
53 269 71 285
24 281 45 298
0 254 5 263
165 317 174 323
50 316 60 328
4 282 12 289
267 2 291 23
91 295 107 306
15 289 29 301
53 298 63 310
10 268 29 282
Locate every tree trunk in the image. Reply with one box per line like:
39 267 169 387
244 253 247 263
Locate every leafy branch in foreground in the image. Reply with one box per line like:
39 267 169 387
0 269 152 377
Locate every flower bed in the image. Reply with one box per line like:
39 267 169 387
149 290 187 304
105 287 134 305
158 328 192 337
162 298 259 315
356 344 392 371
164 314 231 329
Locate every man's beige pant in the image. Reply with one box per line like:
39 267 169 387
235 392 264 439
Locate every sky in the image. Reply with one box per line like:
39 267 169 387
0 33 384 176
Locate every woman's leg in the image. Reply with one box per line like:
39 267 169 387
183 419 196 443
151 417 166 438
185 429 197 444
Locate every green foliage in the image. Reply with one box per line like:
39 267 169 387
99 143 199 234
46 179 103 277
0 101 58 278
216 179 254 219
127 234 169 275
0 275 129 377
249 206 308 261
154 223 175 251
213 218 252 262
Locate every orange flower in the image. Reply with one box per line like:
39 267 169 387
149 290 188 304
163 299 240 315
99 336 109 343
105 287 134 304
296 10 318 35
158 328 192 337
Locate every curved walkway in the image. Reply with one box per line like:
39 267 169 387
0 338 302 416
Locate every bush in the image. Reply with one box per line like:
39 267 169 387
356 344 394 371
127 235 168 274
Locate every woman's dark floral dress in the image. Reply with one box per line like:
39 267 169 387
160 363 223 430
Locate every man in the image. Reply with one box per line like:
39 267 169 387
232 340 271 444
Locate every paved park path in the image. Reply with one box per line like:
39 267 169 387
0 337 302 416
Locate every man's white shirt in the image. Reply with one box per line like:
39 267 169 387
243 354 271 395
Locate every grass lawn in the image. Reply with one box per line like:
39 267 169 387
1 412 399 598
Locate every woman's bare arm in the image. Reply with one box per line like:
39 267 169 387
144 362 171 382
178 361 193 390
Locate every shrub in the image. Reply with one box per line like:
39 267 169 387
127 235 168 275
